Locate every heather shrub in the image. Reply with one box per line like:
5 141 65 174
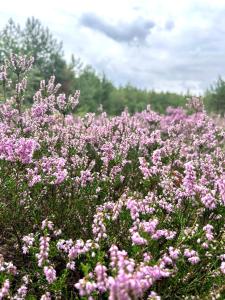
0 55 224 299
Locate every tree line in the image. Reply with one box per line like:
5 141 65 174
0 17 224 115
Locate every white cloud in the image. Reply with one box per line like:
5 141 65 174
1 0 225 93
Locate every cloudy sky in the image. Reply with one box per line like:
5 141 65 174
1 0 225 94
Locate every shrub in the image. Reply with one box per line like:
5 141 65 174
0 55 224 299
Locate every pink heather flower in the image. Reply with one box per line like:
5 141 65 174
75 278 97 297
188 256 200 265
202 242 209 249
78 170 93 187
54 229 62 236
14 138 39 164
186 96 204 112
201 194 216 210
95 264 108 293
31 102 48 118
66 261 75 270
203 224 214 241
161 255 173 267
56 94 67 111
0 279 10 299
139 157 151 179
92 211 107 242
152 229 176 240
152 149 163 166
41 219 54 231
6 262 17 275
148 291 161 300
54 169 68 184
217 176 225 205
11 276 28 299
0 65 7 81
41 156 68 185
0 137 39 164
57 239 73 253
220 254 225 261
9 54 34 74
143 252 152 262
220 262 225 274
141 219 159 234
126 199 140 220
14 284 28 299
16 78 27 94
46 76 56 94
69 90 80 110
100 143 115 167
40 292 51 300
184 249 197 258
28 174 41 187
183 161 196 196
168 247 180 260
131 232 147 245
184 248 200 264
36 236 50 267
22 233 35 254
43 266 57 284
108 264 169 300
67 239 98 262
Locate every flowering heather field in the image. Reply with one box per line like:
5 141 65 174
0 55 224 300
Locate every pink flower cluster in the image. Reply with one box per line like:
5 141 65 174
0 55 224 299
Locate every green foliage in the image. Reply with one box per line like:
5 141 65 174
75 72 186 115
204 76 225 115
0 17 188 115
0 17 76 100
107 85 186 115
